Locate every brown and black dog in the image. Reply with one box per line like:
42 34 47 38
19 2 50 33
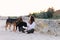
5 17 17 32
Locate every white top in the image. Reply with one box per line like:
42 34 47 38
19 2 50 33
27 22 36 30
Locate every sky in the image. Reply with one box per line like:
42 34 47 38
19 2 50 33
0 0 60 16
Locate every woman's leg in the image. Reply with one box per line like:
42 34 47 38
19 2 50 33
27 29 34 34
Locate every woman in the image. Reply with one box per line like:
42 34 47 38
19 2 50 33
26 16 36 34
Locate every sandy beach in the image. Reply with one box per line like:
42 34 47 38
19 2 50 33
0 19 60 40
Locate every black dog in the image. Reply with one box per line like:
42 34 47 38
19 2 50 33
16 21 27 33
